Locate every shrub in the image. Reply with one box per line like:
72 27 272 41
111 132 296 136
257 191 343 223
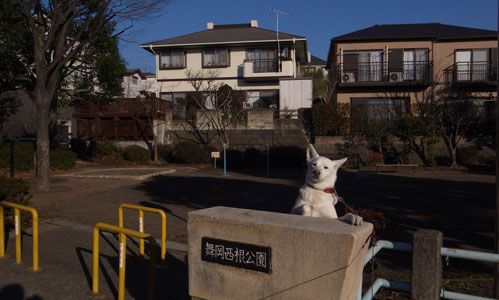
0 177 31 226
269 146 306 167
122 145 150 163
311 103 350 136
243 148 263 165
0 142 35 171
50 148 77 170
172 141 209 164
70 139 96 160
457 145 480 166
225 149 243 167
158 144 174 162
95 142 121 157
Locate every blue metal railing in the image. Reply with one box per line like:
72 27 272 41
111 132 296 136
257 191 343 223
358 240 498 300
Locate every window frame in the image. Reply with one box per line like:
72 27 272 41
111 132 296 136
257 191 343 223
202 48 230 68
159 50 186 70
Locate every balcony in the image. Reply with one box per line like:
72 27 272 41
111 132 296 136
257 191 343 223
444 62 497 86
336 61 433 87
243 59 294 81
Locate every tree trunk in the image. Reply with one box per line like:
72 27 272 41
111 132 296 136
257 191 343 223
35 92 51 191
443 134 458 168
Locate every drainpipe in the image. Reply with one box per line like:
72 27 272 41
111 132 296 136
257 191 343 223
149 45 159 98
292 38 296 78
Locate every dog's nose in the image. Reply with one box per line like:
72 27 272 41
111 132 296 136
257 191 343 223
313 170 321 177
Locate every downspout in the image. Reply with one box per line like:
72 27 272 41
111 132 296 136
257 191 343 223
292 38 296 78
148 45 160 161
149 45 159 98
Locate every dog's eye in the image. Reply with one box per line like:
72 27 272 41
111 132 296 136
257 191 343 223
312 163 316 166
324 166 329 169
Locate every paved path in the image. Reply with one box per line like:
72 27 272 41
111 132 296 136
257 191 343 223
0 219 188 300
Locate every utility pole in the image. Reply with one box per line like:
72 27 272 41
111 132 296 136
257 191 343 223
496 0 499 296
270 6 288 72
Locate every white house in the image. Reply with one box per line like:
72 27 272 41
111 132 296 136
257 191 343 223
122 69 157 98
141 20 313 117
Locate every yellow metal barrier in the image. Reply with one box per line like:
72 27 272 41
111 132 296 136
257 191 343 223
118 204 167 262
90 223 157 300
0 201 39 272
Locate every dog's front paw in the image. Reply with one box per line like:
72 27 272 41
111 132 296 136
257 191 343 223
339 213 363 226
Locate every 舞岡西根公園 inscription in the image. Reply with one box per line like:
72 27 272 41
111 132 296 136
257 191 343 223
201 237 271 273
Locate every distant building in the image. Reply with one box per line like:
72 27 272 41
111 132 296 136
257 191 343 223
122 69 157 98
303 53 327 75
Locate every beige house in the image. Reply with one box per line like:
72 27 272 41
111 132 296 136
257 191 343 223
326 23 497 126
141 20 312 117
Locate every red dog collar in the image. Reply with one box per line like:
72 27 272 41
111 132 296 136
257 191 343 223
323 187 336 194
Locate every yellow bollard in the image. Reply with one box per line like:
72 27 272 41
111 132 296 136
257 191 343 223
14 208 21 264
90 223 158 300
118 204 167 262
118 232 127 300
139 210 145 256
0 205 4 258
0 201 39 272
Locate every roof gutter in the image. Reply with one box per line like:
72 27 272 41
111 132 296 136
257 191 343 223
141 38 307 49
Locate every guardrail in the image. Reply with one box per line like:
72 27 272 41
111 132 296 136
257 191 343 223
118 204 167 264
359 239 498 300
89 223 158 300
0 201 39 272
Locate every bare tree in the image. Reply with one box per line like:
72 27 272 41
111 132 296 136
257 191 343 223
185 70 247 147
11 0 169 190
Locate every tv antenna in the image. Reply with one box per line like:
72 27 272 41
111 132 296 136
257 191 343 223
270 6 288 72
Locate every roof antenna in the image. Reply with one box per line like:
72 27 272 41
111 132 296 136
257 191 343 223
270 6 288 72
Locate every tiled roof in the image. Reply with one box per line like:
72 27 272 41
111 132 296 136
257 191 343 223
332 23 496 42
309 55 326 66
142 23 306 48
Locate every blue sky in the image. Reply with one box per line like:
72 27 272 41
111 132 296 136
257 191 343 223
119 0 497 72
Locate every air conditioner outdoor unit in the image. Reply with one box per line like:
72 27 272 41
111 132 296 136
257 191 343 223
342 72 355 83
389 72 403 82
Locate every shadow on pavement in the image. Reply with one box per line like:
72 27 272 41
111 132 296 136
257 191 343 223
0 284 42 300
76 239 188 299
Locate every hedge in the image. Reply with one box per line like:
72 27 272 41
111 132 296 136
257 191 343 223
50 148 77 170
121 145 150 163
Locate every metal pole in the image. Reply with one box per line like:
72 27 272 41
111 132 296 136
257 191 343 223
10 141 14 179
266 144 270 177
496 0 499 295
223 144 227 176
0 205 4 258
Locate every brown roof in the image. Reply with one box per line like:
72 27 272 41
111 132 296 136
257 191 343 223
332 23 496 42
141 23 306 49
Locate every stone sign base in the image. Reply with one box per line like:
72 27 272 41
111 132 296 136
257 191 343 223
188 206 373 300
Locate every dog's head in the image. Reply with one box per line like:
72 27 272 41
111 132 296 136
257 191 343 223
305 144 347 190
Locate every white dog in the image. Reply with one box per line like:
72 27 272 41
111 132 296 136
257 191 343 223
291 145 363 226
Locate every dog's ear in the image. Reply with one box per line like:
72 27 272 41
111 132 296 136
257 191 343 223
306 144 319 161
333 157 348 169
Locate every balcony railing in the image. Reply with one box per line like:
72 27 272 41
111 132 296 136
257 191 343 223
243 59 293 81
247 59 280 73
444 62 497 85
337 61 433 85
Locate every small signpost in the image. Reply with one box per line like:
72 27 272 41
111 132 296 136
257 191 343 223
211 151 220 168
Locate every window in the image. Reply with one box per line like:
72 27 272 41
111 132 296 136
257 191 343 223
455 49 493 81
160 92 187 119
203 49 229 67
247 49 278 72
350 97 409 132
342 50 383 82
246 90 279 108
131 76 138 84
160 51 185 69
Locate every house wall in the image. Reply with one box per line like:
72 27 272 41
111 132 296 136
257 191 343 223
154 45 297 94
